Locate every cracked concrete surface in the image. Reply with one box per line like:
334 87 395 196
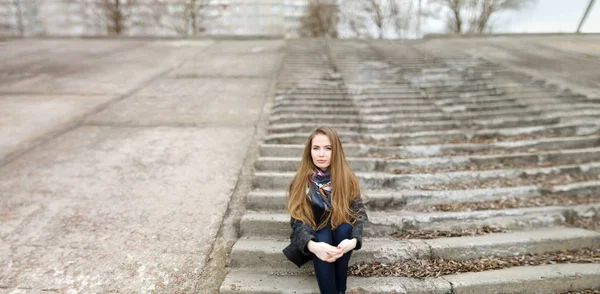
0 38 283 293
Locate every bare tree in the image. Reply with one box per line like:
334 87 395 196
434 0 535 34
185 0 209 36
149 0 181 35
389 0 413 38
101 0 139 35
75 0 131 35
6 0 44 36
149 0 209 36
364 0 385 39
11 0 24 36
338 0 367 38
473 0 532 33
339 0 418 39
433 0 464 33
300 0 339 38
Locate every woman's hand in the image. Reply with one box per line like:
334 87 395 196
308 241 343 263
337 238 357 255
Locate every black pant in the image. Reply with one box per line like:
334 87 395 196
312 223 353 294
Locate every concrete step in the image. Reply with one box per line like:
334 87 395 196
230 237 426 271
530 103 600 113
220 263 600 294
240 203 600 237
274 94 424 102
247 185 540 211
273 99 439 108
272 107 360 116
423 83 535 93
450 107 543 119
428 90 556 100
247 180 600 211
443 263 600 294
446 96 598 109
275 89 346 94
221 268 451 294
555 109 600 121
276 89 420 95
467 116 559 129
553 180 600 196
230 228 600 270
268 108 546 124
362 91 502 98
433 96 517 105
255 147 600 173
266 116 559 134
267 121 460 134
268 112 452 124
271 105 440 116
440 102 527 113
259 135 600 158
252 161 600 190
263 122 600 145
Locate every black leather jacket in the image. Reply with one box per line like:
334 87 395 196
282 196 368 267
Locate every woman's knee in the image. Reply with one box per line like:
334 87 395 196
338 223 352 231
314 228 334 244
333 223 353 242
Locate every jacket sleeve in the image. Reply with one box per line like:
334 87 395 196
350 196 369 251
290 217 316 256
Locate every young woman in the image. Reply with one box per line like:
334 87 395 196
283 126 368 294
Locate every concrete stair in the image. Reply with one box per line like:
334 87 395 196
222 264 600 294
220 40 600 293
230 228 600 270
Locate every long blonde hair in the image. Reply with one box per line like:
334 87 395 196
287 126 360 230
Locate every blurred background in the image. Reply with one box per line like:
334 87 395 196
0 0 598 39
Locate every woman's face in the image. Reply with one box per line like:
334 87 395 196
311 134 332 171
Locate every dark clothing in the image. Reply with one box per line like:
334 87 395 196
313 204 326 227
313 223 353 294
282 196 368 268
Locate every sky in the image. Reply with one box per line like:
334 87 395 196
421 0 600 35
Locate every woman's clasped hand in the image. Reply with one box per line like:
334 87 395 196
308 238 357 263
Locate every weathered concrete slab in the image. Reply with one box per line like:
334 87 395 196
424 227 600 260
229 228 600 273
86 78 271 126
240 204 600 237
445 263 600 294
0 125 254 291
171 53 282 78
0 245 199 292
246 186 541 211
230 238 429 271
0 94 114 161
259 135 600 158
412 36 600 98
0 40 210 95
221 269 451 294
203 40 285 54
253 161 600 190
255 147 600 172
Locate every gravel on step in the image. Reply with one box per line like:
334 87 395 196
568 215 600 232
418 174 599 190
391 159 592 174
390 226 505 239
348 248 600 279
414 194 600 213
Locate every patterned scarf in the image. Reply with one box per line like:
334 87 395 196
307 168 332 211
